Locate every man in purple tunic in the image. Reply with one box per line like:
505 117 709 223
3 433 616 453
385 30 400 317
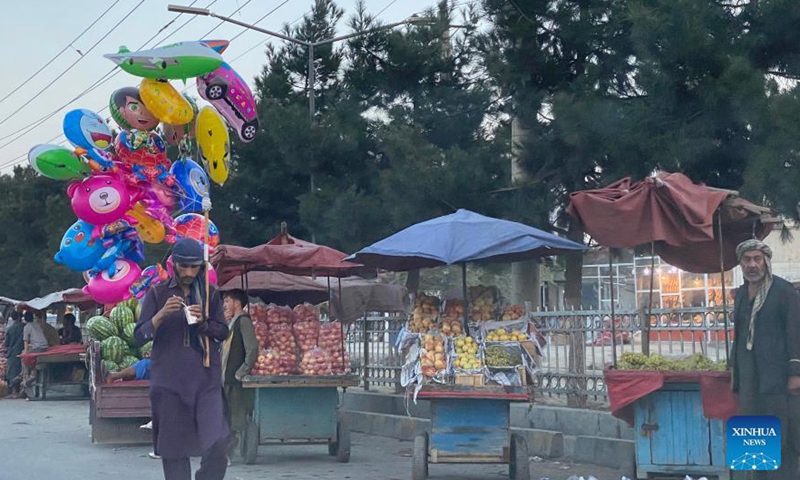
135 238 230 480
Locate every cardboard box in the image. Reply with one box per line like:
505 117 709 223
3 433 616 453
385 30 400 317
455 373 485 386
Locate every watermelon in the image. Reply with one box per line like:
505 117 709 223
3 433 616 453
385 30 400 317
102 360 120 373
110 305 135 332
85 316 117 341
139 340 153 357
120 298 138 311
101 336 127 363
122 323 136 346
119 355 139 369
135 302 142 320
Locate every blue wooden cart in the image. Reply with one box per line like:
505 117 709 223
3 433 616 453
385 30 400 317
633 382 729 480
413 385 531 480
240 374 360 465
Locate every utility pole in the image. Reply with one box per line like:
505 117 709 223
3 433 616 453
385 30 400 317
510 115 541 309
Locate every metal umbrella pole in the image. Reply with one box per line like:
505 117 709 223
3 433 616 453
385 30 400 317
461 263 470 337
609 250 617 366
643 242 656 357
716 210 731 362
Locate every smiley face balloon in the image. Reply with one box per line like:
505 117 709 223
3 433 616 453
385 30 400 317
195 106 230 186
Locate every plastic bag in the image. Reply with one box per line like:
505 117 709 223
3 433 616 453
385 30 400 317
419 332 449 383
484 344 523 368
480 318 530 342
300 347 331 375
451 335 483 373
319 322 349 373
250 347 298 376
268 323 297 354
292 320 320 352
265 303 295 325
292 303 319 323
248 303 268 323
408 293 440 333
254 321 270 349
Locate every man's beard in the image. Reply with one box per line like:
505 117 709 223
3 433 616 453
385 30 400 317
744 269 766 283
179 274 196 286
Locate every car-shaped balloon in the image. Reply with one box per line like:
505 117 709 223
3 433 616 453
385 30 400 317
197 62 259 143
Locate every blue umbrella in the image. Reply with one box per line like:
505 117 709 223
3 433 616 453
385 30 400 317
347 209 587 271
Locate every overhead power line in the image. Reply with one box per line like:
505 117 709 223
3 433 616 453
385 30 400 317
0 1 121 107
0 0 146 129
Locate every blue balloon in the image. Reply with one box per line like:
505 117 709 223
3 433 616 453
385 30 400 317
63 109 114 167
170 158 209 214
54 220 106 272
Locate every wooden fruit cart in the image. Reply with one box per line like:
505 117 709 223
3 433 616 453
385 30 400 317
20 344 89 400
412 384 531 480
240 373 359 465
605 369 736 480
87 341 151 444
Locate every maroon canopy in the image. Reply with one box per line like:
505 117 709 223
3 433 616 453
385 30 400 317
567 172 775 272
218 271 330 307
211 231 373 285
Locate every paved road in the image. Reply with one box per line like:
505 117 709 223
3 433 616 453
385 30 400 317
0 398 627 480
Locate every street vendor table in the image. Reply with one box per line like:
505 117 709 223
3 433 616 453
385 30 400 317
412 384 531 480
605 369 737 480
20 344 88 400
240 374 359 465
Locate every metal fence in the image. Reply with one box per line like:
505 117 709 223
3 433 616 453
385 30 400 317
530 306 733 401
344 307 734 402
345 312 405 391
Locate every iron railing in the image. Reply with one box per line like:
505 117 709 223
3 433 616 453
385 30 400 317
345 312 405 391
344 307 733 402
530 306 732 401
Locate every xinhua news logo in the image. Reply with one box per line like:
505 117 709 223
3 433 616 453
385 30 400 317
727 416 781 471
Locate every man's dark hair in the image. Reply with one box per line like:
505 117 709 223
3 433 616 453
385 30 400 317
10 311 20 321
23 311 34 323
224 289 248 310
64 313 76 325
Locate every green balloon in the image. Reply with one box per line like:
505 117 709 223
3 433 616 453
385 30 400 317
28 144 91 180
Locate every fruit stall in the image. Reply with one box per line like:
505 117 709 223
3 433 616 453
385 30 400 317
238 302 359 464
400 292 541 480
211 228 374 465
84 301 153 444
347 209 588 480
17 288 99 400
605 353 737 480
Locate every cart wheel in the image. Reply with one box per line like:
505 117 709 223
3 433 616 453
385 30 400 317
412 433 428 480
243 420 258 465
509 434 530 480
335 421 351 463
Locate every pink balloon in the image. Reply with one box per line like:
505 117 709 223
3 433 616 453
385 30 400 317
150 182 175 210
83 259 142 304
67 174 133 228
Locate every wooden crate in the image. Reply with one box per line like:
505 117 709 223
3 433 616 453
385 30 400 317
454 373 485 386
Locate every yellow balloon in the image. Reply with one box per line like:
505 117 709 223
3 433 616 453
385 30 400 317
139 78 194 126
128 203 166 244
196 106 230 186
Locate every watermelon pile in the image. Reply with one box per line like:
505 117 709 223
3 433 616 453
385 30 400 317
90 299 151 373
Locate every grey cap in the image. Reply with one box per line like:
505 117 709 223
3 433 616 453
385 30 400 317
172 238 204 266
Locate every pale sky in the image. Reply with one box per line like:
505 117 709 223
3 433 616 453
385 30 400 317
0 0 460 174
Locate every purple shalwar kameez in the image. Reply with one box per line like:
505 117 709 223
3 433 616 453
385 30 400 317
135 275 230 478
